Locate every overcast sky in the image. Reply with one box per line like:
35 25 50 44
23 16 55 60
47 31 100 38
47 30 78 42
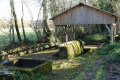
0 0 42 20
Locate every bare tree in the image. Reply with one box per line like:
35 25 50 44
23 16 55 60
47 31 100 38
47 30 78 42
21 0 27 41
24 1 42 41
42 0 51 38
11 0 22 42
10 0 15 43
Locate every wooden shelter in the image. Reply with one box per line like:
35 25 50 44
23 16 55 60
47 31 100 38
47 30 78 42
50 3 120 45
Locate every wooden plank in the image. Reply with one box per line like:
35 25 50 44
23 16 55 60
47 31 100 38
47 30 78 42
53 5 116 25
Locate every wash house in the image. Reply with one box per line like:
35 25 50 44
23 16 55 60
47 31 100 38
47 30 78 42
50 3 119 45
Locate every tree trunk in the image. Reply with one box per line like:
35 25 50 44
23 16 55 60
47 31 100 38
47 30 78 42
12 24 15 43
10 25 12 43
21 19 26 40
10 0 15 43
11 0 22 42
42 0 51 38
21 0 26 41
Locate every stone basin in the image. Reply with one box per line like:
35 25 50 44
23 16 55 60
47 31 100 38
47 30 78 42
2 58 52 76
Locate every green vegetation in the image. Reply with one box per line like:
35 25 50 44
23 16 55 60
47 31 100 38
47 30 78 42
82 34 108 43
0 30 36 49
48 50 100 80
0 0 120 79
99 42 120 64
106 48 120 64
94 66 106 80
99 43 120 55
99 42 120 54
0 49 100 80
14 72 29 80
0 29 55 49
97 42 120 79
2 59 52 76
14 72 46 80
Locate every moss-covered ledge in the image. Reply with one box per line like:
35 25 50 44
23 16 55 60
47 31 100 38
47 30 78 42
0 58 52 78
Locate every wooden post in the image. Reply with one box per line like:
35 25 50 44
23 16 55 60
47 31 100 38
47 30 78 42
110 24 113 43
66 33 68 42
55 26 57 45
113 23 116 41
65 26 68 42
72 26 75 40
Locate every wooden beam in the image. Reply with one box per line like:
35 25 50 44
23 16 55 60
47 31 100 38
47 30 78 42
105 24 111 33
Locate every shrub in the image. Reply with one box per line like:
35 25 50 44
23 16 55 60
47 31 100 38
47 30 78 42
14 72 29 80
107 35 120 42
99 43 120 55
30 73 46 80
98 42 120 64
82 34 108 43
14 72 46 80
106 48 120 64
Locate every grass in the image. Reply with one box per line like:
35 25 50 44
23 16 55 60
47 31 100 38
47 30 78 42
1 43 107 80
94 66 106 80
95 42 120 80
0 28 56 50
0 28 117 79
47 50 100 80
14 71 47 80
0 28 42 49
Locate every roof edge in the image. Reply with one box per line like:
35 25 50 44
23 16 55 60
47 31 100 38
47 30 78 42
49 3 120 20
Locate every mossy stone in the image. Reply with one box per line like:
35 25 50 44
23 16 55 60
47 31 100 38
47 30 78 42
59 40 84 58
2 59 52 77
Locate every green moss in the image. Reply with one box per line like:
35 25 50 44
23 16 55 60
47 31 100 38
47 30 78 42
1 59 52 77
66 45 75 58
49 50 100 80
59 40 84 58
84 46 98 50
